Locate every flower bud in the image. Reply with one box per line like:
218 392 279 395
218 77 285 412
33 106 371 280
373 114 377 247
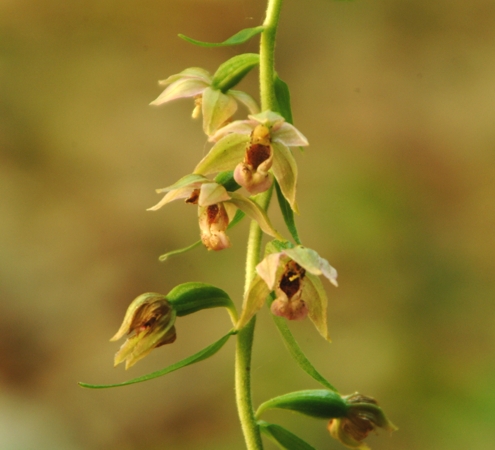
111 293 177 369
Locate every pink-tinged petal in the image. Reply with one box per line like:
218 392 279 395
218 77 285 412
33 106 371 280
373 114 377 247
303 273 331 341
236 274 271 330
202 87 238 136
198 204 231 251
234 162 273 195
271 142 299 213
208 120 256 142
147 185 196 211
194 133 249 175
198 182 231 207
272 122 309 147
150 78 209 105
270 291 308 321
284 247 338 287
229 89 260 114
227 192 283 240
158 67 211 86
256 252 284 290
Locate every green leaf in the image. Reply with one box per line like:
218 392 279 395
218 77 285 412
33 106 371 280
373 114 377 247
179 26 265 48
167 282 237 322
259 421 317 450
270 300 337 392
275 180 301 245
212 53 260 92
79 331 234 389
274 75 293 124
256 390 348 419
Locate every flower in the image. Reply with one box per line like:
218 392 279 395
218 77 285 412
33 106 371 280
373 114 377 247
111 293 177 369
328 394 397 449
194 110 308 212
147 174 282 251
149 67 259 136
236 243 337 340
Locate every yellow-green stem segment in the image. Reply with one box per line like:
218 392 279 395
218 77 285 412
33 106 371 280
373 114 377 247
235 1 283 448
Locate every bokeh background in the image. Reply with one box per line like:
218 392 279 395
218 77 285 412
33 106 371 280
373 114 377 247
1 0 495 449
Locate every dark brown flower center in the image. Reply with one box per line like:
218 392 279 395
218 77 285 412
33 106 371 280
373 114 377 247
279 260 306 299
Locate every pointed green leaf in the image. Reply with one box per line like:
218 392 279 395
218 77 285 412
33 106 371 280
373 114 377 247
194 133 249 175
167 282 237 323
258 421 317 450
228 192 283 239
79 331 233 389
179 26 265 48
273 75 293 124
256 390 348 419
212 53 260 92
275 180 301 244
270 301 337 392
159 240 202 262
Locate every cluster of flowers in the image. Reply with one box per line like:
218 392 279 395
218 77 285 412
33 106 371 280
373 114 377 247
108 60 395 449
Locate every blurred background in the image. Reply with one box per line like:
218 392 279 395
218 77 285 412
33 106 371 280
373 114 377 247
1 0 495 449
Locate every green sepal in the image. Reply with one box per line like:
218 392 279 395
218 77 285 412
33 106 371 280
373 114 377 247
270 297 337 392
159 240 202 262
258 421 317 450
256 390 348 420
166 282 237 323
178 26 265 48
211 53 260 92
228 208 246 229
274 74 294 124
275 180 301 245
78 331 234 389
214 170 241 192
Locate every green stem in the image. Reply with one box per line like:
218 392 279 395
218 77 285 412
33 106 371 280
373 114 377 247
235 1 283 448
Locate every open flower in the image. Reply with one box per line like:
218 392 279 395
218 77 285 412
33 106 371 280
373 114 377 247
150 67 259 136
111 293 177 369
193 110 308 212
237 243 337 340
147 174 282 251
328 394 397 449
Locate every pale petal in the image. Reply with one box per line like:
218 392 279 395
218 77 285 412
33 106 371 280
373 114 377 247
155 173 207 194
202 87 238 136
272 122 309 147
284 247 338 287
256 252 283 290
229 89 260 114
227 192 283 239
303 273 330 341
158 67 211 86
236 274 271 330
147 185 197 211
198 182 231 206
271 142 299 213
248 110 285 125
208 119 256 142
150 78 209 105
194 133 249 175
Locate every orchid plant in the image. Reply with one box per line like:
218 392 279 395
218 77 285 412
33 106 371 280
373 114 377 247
80 1 396 449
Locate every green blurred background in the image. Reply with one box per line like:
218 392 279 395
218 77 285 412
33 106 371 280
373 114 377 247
1 0 495 449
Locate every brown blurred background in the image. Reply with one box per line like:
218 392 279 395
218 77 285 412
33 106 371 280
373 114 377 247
1 0 495 449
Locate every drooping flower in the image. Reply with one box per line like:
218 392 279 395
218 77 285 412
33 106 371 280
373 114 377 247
147 174 282 251
111 293 177 369
149 67 259 136
194 110 308 212
236 242 337 340
328 394 398 449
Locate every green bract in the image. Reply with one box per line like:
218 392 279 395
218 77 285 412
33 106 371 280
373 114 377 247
179 26 265 47
212 53 260 92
